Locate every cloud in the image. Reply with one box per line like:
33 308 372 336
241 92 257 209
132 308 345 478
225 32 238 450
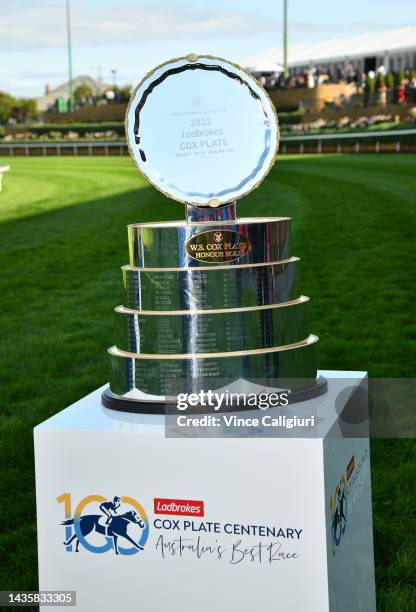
0 1 278 50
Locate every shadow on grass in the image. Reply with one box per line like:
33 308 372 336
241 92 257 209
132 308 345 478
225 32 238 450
0 185 176 589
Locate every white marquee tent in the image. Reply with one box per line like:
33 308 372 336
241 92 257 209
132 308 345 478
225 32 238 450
242 26 416 73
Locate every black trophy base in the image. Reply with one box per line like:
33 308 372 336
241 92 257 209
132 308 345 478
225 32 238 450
101 376 328 415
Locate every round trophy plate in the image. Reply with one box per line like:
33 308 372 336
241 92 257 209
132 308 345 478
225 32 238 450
126 55 279 206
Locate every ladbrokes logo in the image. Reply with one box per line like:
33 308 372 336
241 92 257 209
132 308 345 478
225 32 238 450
154 498 205 517
57 493 149 556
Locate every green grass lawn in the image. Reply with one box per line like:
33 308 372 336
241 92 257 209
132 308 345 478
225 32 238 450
0 154 415 610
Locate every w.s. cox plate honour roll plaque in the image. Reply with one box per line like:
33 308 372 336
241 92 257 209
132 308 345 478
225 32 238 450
102 54 326 412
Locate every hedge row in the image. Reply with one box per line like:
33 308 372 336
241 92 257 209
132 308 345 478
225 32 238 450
2 122 126 137
1 112 305 138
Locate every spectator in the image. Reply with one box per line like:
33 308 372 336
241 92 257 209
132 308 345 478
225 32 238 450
307 69 315 88
250 63 416 111
398 82 406 104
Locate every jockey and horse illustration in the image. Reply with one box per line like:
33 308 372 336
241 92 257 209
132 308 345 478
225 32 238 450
61 508 146 555
331 481 348 548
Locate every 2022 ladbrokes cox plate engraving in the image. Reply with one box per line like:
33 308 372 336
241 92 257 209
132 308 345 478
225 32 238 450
125 55 279 206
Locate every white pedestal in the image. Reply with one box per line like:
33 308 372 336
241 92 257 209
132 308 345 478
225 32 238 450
34 371 376 612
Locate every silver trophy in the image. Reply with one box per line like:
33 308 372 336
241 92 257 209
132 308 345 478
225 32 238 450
102 54 326 412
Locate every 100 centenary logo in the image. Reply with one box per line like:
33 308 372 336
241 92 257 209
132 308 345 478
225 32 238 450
57 494 304 564
57 494 149 556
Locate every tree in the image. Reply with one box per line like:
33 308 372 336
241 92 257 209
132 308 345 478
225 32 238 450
364 74 375 107
375 72 385 91
0 91 15 124
74 84 94 106
110 85 132 103
118 85 132 103
395 70 405 88
0 91 37 123
16 98 37 121
385 71 394 90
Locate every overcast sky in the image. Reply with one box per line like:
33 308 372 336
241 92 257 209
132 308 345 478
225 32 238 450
1 0 413 97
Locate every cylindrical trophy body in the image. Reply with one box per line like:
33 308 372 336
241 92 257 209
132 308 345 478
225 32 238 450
114 297 309 354
128 218 290 268
122 257 299 311
105 215 323 409
108 335 319 397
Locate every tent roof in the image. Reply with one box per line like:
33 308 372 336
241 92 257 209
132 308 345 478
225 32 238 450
241 26 416 70
246 60 284 73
